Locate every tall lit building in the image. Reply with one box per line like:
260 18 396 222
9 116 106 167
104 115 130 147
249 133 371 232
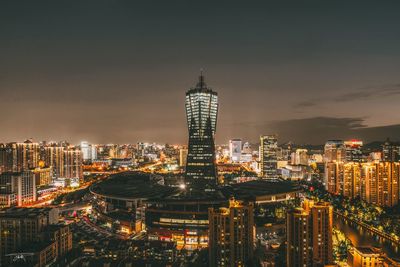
342 162 361 198
185 73 218 189
361 162 399 207
32 166 53 187
229 139 242 163
286 199 333 266
324 140 346 190
0 140 39 172
44 145 65 178
0 171 36 207
344 140 363 162
324 140 346 163
291 149 308 165
382 139 399 162
208 198 254 267
64 148 83 182
80 141 91 161
260 135 278 179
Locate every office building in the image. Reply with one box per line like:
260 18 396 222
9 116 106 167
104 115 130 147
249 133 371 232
208 198 254 267
185 73 218 189
229 139 242 163
260 135 278 179
286 199 333 266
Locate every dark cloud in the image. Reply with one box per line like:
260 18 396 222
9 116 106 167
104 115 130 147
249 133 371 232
253 117 400 145
294 83 400 108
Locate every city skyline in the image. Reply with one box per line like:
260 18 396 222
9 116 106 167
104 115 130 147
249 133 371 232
2 1 400 144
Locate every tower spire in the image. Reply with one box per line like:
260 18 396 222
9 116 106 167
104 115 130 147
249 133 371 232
198 68 206 88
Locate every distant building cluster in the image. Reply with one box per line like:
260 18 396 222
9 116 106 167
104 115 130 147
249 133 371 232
324 139 400 207
0 140 83 207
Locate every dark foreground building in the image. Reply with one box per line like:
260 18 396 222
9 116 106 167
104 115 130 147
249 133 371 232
185 73 219 189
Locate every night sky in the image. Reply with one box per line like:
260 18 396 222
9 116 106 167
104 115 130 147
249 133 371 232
2 1 400 145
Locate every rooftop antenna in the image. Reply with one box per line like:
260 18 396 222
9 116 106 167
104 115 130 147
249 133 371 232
198 68 205 88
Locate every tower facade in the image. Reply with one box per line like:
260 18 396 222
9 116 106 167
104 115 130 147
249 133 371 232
185 73 218 188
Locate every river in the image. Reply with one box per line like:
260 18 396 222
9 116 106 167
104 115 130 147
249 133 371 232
334 215 400 258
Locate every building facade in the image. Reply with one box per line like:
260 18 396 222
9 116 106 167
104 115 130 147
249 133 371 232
185 73 218 189
208 198 254 267
286 199 333 266
260 135 278 179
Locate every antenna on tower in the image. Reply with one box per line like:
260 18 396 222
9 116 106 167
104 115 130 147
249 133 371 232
198 68 205 88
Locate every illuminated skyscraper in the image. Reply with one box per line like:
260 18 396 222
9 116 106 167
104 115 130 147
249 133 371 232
185 73 218 188
260 135 278 179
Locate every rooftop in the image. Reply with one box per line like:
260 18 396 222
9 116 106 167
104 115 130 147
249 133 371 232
90 172 176 200
223 179 301 201
0 207 56 218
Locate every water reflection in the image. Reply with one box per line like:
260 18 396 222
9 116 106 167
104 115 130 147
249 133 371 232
334 215 400 258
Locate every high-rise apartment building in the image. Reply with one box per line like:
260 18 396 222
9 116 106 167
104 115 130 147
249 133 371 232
382 139 399 162
64 148 83 182
291 149 308 166
80 141 97 162
361 162 399 207
286 199 333 267
324 140 346 190
326 161 400 207
32 167 52 187
342 162 362 199
0 140 39 172
0 171 36 207
324 140 346 163
260 135 278 179
44 145 65 178
185 73 218 189
344 140 363 162
208 198 254 267
229 139 242 163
